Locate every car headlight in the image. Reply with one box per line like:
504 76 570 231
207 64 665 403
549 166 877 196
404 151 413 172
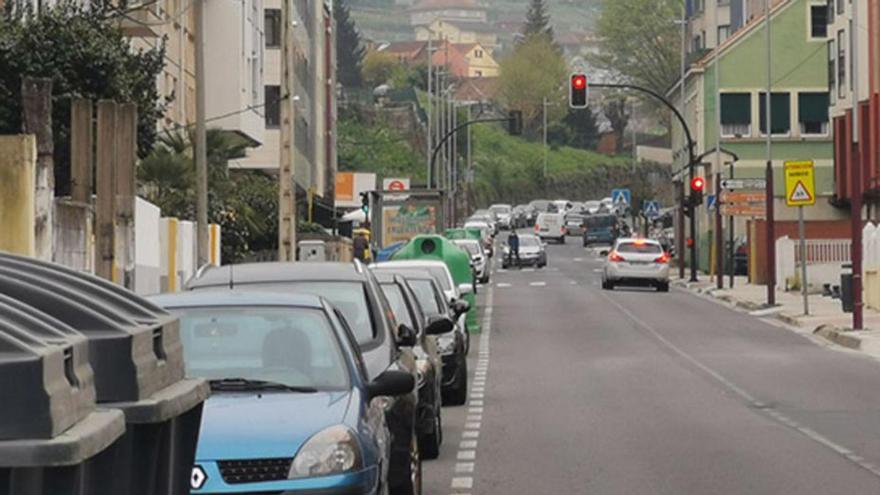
289 425 361 478
437 334 456 355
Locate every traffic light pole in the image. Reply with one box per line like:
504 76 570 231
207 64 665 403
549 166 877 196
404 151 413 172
590 83 698 281
428 116 517 190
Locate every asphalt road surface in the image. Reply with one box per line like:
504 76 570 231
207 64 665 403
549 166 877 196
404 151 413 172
424 231 880 494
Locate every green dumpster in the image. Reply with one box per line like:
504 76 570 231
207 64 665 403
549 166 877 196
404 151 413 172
445 228 482 241
392 235 480 333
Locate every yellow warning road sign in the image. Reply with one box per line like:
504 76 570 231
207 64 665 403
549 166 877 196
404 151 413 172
784 160 816 207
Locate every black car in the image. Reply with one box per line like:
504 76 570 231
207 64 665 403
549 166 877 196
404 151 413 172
373 267 469 406
188 261 424 495
375 272 455 460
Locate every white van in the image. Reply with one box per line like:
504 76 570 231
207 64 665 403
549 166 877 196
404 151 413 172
534 212 566 244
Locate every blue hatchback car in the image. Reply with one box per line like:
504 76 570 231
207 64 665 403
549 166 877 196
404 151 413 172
149 290 415 495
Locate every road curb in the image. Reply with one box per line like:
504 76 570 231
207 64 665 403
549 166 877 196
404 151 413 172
813 324 863 350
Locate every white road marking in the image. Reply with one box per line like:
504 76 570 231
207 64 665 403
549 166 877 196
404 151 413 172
462 430 480 438
465 421 481 429
529 281 547 287
451 477 473 489
574 257 583 262
457 450 477 460
460 440 479 449
468 407 484 414
570 280 577 285
496 283 512 288
455 462 475 473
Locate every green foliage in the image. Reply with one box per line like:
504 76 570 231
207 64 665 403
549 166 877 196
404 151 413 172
362 51 399 88
499 36 568 137
335 0 365 88
522 0 553 42
337 108 425 181
0 0 166 195
592 0 681 95
138 129 278 263
602 97 630 153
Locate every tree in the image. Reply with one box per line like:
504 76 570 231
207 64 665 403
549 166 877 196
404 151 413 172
499 36 567 137
592 0 681 96
0 1 166 195
361 51 398 88
335 0 365 88
602 97 630 154
522 0 553 42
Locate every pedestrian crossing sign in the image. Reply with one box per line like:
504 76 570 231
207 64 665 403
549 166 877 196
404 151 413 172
643 200 660 217
611 188 631 207
784 160 815 207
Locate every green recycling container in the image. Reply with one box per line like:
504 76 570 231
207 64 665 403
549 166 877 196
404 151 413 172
444 228 482 242
392 234 480 332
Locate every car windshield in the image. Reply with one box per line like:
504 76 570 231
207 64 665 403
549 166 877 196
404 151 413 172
519 236 540 247
258 282 374 344
455 242 481 256
490 205 511 214
617 242 663 254
380 284 414 329
173 307 349 389
408 279 444 316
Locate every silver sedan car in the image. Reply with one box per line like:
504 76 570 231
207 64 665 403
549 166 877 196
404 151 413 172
601 238 670 292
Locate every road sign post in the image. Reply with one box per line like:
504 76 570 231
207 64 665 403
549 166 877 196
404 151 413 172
784 160 815 315
715 174 723 289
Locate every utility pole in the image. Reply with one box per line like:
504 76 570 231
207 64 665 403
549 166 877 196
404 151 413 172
764 0 776 306
714 0 723 290
279 0 297 261
543 97 548 179
21 77 54 262
728 160 735 288
467 104 473 215
851 0 864 328
677 8 687 280
194 0 209 266
426 36 433 183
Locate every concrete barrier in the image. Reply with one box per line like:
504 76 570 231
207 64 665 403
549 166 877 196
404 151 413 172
0 135 36 256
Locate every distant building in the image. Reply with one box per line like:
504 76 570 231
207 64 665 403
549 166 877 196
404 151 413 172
453 76 500 103
408 0 488 27
379 40 499 78
415 18 499 53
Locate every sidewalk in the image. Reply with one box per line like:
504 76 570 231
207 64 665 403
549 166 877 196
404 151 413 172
673 275 880 357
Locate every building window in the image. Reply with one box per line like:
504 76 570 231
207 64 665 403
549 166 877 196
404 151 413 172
720 93 752 137
474 49 483 58
474 70 482 77
695 0 705 12
836 0 844 15
265 85 280 128
810 5 828 38
759 92 791 135
826 0 834 24
717 25 730 43
265 9 281 48
693 33 703 52
798 92 830 135
837 30 846 98
828 39 836 94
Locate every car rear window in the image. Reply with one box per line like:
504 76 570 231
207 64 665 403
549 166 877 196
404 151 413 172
519 236 540 246
586 215 616 228
408 279 444 316
617 242 663 254
380 284 414 329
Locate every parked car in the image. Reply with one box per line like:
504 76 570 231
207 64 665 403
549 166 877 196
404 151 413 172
512 205 530 228
583 213 618 247
602 238 671 292
469 212 498 235
375 272 455 460
583 200 601 214
148 290 415 495
464 220 495 258
374 268 470 405
489 204 513 230
535 212 566 243
564 212 586 237
187 262 424 495
453 238 489 284
502 233 547 269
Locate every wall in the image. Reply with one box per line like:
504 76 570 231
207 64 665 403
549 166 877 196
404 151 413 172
0 135 36 256
750 218 851 283
135 198 161 295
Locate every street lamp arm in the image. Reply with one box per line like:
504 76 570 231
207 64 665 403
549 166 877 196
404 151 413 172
428 117 510 189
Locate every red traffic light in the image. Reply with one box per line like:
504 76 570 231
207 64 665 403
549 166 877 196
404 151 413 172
686 238 695 247
569 73 588 108
690 176 706 192
572 75 586 90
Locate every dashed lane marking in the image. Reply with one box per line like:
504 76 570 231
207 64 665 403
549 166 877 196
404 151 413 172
529 281 547 287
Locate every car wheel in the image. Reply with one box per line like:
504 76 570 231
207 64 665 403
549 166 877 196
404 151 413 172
559 236 566 244
602 280 614 290
444 355 468 406
657 281 670 292
419 409 441 460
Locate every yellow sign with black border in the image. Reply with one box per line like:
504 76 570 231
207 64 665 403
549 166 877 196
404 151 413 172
784 160 816 207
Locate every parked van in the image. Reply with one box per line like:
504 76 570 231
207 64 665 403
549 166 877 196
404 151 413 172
535 212 566 243
583 214 618 246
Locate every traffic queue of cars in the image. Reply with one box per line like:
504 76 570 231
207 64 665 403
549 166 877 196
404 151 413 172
148 253 483 495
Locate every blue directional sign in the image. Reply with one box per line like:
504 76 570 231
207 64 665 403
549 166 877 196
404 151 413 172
643 200 660 218
611 188 631 207
706 194 717 210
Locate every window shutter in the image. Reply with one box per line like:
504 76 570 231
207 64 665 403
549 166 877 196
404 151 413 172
759 92 791 134
798 92 829 123
720 93 751 125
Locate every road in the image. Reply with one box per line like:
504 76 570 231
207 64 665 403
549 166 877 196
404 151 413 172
425 232 880 494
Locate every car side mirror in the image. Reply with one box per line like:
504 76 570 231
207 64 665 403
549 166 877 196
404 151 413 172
396 324 417 347
367 370 415 400
425 315 454 335
458 283 473 296
452 299 470 316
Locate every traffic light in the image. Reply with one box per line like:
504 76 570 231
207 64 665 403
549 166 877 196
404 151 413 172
689 176 705 207
360 192 369 214
508 110 523 136
569 73 588 108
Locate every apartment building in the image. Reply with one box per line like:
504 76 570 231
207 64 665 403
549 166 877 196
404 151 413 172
236 0 337 198
828 0 880 204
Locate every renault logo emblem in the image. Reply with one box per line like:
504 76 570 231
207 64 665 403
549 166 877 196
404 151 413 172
190 465 207 490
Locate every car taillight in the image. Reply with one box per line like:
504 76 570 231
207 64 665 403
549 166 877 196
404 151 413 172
608 251 624 262
534 224 540 232
654 252 670 263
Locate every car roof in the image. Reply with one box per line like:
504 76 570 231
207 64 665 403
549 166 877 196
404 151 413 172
372 271 404 284
616 238 661 245
373 260 451 272
148 289 325 309
187 261 367 288
372 267 436 281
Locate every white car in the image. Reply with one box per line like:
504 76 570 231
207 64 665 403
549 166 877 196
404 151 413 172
372 259 470 303
534 212 566 244
463 221 495 257
489 204 513 230
453 239 489 284
602 238 670 292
